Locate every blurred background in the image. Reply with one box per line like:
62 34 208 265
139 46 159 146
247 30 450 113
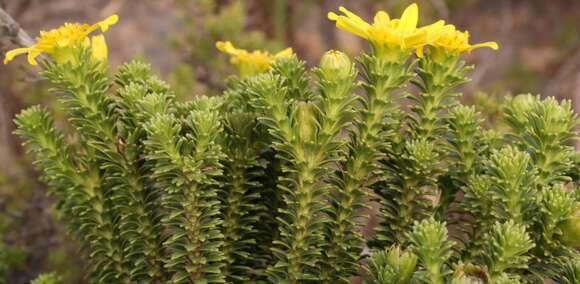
0 0 578 282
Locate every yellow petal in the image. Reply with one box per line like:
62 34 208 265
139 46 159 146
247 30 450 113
3 47 31 64
469 41 499 51
373 11 390 26
215 41 230 52
274 48 293 58
404 30 427 49
442 24 457 33
27 49 42 65
399 3 419 33
57 38 71 47
415 46 424 58
91 35 108 61
329 7 371 39
422 20 445 41
327 12 339 20
335 18 369 39
338 6 370 29
97 15 119 32
216 41 241 56
423 20 445 30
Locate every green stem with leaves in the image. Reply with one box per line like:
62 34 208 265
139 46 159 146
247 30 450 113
144 98 226 284
42 52 166 283
15 107 129 283
219 111 265 281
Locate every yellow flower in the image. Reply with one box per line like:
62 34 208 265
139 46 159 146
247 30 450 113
3 15 118 65
327 3 427 62
419 21 498 59
216 41 293 77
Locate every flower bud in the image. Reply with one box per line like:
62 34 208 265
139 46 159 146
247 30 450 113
319 50 352 81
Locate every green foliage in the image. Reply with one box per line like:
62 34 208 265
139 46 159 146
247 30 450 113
246 56 351 282
486 146 537 224
485 221 534 279
504 94 579 185
373 51 474 249
410 218 454 284
14 28 579 284
314 51 359 283
556 258 580 284
536 183 575 251
15 104 126 283
409 51 470 141
144 101 226 283
45 51 166 283
364 246 417 284
361 54 418 248
446 105 485 178
30 273 62 284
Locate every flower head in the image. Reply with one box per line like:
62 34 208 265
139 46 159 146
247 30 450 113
327 3 427 62
3 15 118 65
216 41 293 77
419 21 498 59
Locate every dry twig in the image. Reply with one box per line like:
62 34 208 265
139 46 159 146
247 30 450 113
0 7 33 53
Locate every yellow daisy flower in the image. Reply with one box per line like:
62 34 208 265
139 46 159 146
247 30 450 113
419 21 498 60
3 15 118 65
327 3 427 62
216 41 293 77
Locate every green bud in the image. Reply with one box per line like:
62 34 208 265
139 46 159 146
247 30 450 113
319 50 352 81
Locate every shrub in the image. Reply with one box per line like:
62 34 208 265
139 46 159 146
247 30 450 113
6 3 579 284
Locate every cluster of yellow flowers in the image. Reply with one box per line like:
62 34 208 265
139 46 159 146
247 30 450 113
3 3 497 72
3 15 118 65
327 3 498 62
218 3 497 74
